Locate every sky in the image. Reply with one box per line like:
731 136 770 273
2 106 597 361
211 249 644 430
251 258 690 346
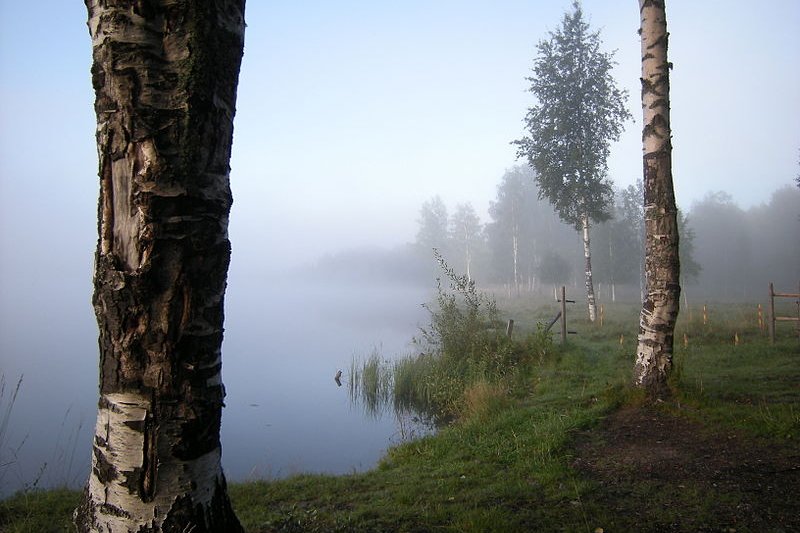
2 1 799 272
0 1 799 284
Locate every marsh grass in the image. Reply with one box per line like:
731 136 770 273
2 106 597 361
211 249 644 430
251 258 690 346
350 253 555 424
348 351 393 418
459 379 509 422
0 375 86 532
0 375 25 494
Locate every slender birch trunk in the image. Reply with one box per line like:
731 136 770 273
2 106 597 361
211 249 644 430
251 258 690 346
75 2 246 531
465 245 472 282
463 223 473 282
512 229 520 296
581 213 598 322
634 0 681 397
609 235 617 302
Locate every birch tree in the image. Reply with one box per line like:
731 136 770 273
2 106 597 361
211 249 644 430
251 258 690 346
592 196 641 303
515 1 631 321
618 182 646 300
487 167 539 295
416 196 450 254
449 203 483 282
633 0 681 397
75 2 246 531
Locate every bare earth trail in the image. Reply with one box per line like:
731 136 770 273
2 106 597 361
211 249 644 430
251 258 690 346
572 404 800 532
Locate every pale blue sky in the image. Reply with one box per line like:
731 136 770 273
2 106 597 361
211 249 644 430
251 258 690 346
1 1 798 277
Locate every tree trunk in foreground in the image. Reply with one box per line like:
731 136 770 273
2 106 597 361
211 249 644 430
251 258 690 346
581 213 598 322
75 2 246 531
633 0 681 398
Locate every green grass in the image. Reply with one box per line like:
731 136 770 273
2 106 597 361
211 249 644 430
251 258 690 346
671 338 800 439
2 301 798 532
0 489 79 533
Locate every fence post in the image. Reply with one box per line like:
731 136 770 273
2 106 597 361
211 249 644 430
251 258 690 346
506 319 514 339
769 282 776 344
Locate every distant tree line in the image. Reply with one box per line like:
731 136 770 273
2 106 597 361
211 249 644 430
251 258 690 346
411 168 798 304
686 187 800 301
307 171 797 305
413 165 694 302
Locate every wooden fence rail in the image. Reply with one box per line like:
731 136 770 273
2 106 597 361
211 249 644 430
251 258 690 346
769 282 800 343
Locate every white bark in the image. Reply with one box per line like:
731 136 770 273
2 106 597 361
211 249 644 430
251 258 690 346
634 0 681 395
85 394 226 532
78 2 245 530
582 213 598 322
512 230 519 295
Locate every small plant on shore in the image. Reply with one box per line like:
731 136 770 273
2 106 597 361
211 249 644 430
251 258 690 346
348 351 392 418
351 251 554 424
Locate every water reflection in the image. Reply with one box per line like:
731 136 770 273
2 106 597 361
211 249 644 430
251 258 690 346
346 352 437 442
1 270 433 496
218 274 433 481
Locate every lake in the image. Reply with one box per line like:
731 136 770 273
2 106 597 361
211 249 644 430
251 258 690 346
0 271 432 497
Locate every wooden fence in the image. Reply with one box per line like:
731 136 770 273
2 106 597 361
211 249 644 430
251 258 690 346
769 282 800 343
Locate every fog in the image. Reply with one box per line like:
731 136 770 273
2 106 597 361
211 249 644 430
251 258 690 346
2 1 800 496
0 266 432 497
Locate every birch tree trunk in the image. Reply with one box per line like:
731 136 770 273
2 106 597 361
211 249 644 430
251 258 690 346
609 236 617 303
633 0 681 397
581 213 598 322
512 229 520 296
75 2 246 531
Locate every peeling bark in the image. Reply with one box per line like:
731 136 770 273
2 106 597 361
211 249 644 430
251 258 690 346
634 0 681 398
76 2 246 531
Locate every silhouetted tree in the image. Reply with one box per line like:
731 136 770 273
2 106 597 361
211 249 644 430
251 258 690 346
449 203 484 282
677 209 701 284
416 196 450 255
75 2 245 531
593 191 642 302
738 186 800 294
618 181 646 300
486 167 539 294
754 187 800 289
538 252 573 296
689 192 752 300
515 1 631 321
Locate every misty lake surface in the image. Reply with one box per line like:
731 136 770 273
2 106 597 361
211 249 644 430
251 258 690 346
0 271 432 497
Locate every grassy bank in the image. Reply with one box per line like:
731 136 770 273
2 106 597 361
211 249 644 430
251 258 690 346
2 301 798 532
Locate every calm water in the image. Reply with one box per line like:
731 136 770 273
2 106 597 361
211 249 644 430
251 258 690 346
0 272 431 497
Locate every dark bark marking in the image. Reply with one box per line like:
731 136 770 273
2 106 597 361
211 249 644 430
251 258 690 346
99 502 131 519
139 409 158 502
132 0 157 20
92 445 118 484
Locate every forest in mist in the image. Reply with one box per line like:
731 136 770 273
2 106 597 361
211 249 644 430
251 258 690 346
306 165 800 303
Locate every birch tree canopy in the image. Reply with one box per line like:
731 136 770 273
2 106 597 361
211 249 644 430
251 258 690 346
514 0 631 229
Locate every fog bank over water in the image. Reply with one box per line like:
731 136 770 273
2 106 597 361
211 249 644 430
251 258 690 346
1 263 433 497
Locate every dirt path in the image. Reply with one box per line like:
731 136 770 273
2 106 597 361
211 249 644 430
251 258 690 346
572 404 800 532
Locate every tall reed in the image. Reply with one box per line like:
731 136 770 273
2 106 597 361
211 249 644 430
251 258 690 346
0 374 23 490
